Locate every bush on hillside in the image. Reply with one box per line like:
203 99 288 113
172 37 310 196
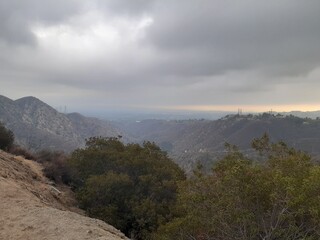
68 137 186 240
156 134 320 240
36 150 71 184
9 145 36 160
0 122 14 151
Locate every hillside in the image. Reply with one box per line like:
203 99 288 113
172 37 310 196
118 114 320 170
3 95 320 171
0 95 124 152
0 150 128 240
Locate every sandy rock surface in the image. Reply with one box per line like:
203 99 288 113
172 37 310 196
0 150 128 240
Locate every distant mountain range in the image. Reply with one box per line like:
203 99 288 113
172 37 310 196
0 95 123 152
118 113 320 170
2 94 320 171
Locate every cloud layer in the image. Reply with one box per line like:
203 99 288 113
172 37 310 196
1 0 320 112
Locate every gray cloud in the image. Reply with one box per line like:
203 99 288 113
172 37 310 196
94 0 155 16
1 0 320 112
146 0 320 76
0 0 80 45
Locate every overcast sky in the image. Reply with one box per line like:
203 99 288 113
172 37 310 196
1 0 320 114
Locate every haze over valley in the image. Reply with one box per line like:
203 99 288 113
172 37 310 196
2 95 320 173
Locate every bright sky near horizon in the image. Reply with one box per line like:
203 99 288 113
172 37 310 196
1 0 320 114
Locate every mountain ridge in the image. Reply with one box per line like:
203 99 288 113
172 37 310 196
0 95 123 152
118 114 320 171
2 94 320 171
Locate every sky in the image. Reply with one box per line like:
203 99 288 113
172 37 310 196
1 0 320 114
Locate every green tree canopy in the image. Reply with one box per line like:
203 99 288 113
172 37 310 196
67 137 185 240
156 134 320 240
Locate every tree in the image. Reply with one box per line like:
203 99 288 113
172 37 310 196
0 122 14 151
156 134 320 240
78 172 134 231
67 137 185 240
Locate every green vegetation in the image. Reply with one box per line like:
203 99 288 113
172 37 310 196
0 122 37 160
0 122 14 151
67 137 185 240
4 127 320 240
156 134 320 239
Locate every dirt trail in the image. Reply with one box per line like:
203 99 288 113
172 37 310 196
0 150 128 240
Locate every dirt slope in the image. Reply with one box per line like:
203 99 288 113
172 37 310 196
0 150 128 240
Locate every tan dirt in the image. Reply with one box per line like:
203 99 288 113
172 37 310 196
0 150 128 240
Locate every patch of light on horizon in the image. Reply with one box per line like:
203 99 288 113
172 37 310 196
157 104 320 113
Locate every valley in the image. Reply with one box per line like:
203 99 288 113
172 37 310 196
2 95 320 172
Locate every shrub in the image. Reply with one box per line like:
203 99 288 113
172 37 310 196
9 145 36 160
68 137 186 240
0 122 14 151
36 150 71 184
156 135 320 240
